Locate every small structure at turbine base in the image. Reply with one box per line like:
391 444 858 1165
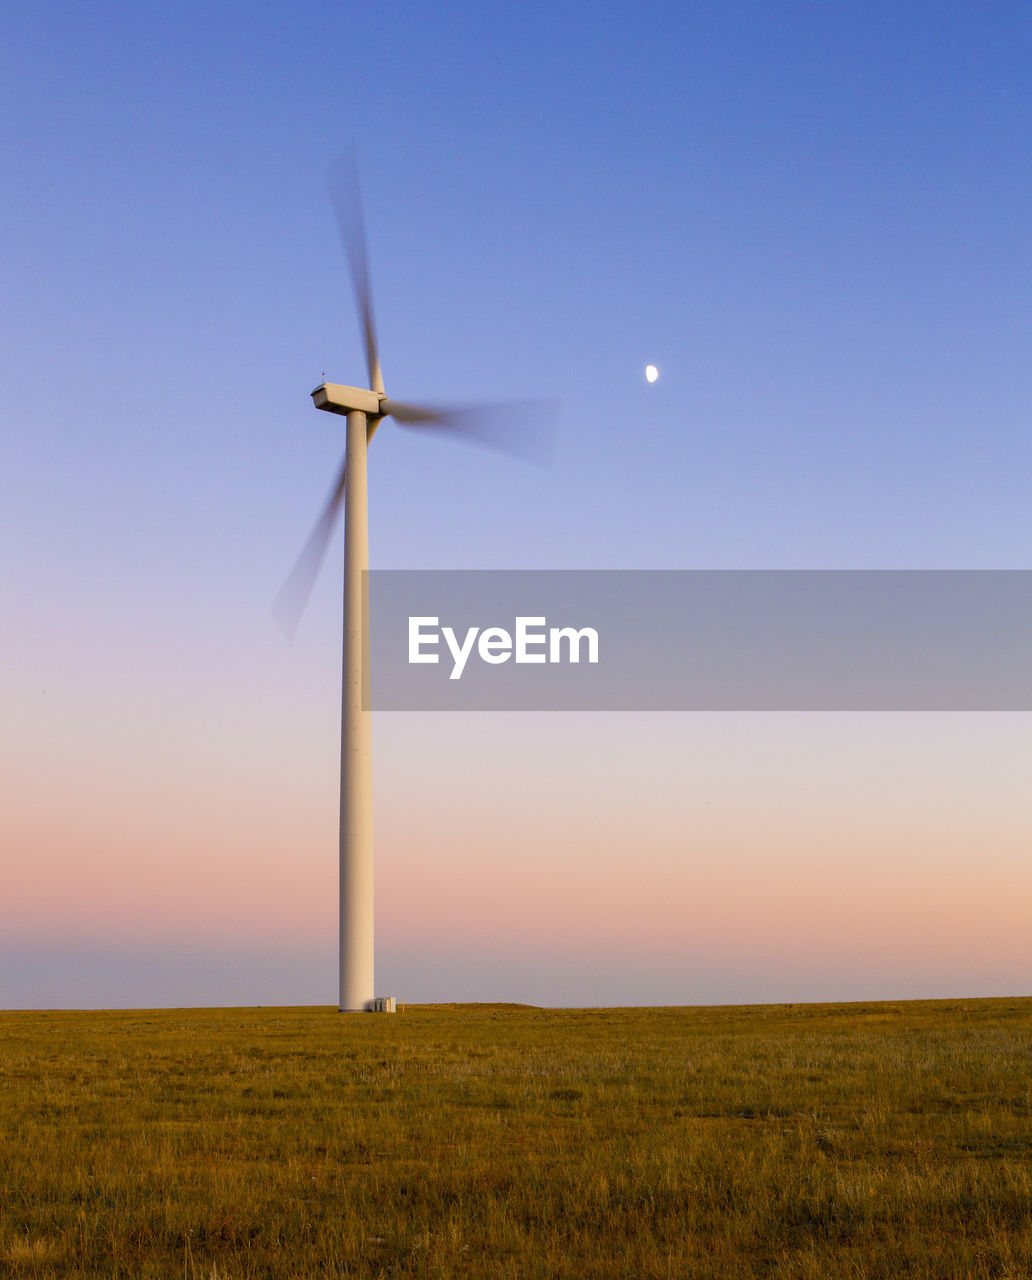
368 996 396 1013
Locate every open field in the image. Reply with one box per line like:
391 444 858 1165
1 999 1031 1278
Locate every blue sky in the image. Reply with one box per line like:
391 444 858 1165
3 2 1031 1007
6 2 1032 577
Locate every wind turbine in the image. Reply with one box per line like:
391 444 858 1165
276 153 556 1012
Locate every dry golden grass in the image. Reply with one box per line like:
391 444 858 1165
1 998 1031 1277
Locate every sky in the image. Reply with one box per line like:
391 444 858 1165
2 1 1031 1008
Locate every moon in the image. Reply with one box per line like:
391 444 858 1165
645 364 659 383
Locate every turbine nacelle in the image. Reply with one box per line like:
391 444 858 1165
311 382 383 417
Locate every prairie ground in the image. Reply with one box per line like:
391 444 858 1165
1 998 1031 1278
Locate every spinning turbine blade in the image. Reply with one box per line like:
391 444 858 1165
273 452 348 639
382 398 560 465
328 149 383 395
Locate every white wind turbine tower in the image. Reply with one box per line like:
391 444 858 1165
276 153 556 1012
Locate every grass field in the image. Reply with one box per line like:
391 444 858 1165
2 998 1031 1278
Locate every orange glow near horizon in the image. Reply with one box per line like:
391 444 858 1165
5 708 1031 1003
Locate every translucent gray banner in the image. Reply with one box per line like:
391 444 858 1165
365 571 1032 710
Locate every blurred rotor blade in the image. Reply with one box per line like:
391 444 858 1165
328 147 384 394
273 452 348 640
382 398 560 465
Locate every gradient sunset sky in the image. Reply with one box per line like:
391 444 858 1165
3 2 1031 1008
